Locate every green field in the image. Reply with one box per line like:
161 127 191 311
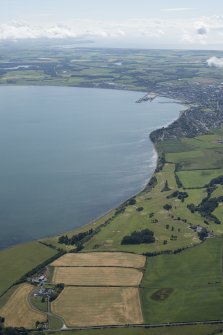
141 238 223 323
177 169 223 188
0 241 57 297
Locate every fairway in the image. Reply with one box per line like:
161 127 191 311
52 266 143 286
51 252 146 268
52 286 143 326
0 241 58 296
0 284 46 328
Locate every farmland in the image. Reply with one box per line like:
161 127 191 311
0 241 58 296
51 286 143 326
0 283 46 328
52 266 143 286
49 251 144 326
140 238 223 323
51 252 146 268
1 47 223 97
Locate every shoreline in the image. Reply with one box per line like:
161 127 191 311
0 88 186 252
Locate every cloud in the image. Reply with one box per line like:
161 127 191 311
194 16 223 35
207 56 223 68
0 20 168 41
1 17 223 50
196 25 208 35
161 8 194 12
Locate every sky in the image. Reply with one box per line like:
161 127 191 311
1 0 223 49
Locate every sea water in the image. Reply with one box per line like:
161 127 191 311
0 86 183 248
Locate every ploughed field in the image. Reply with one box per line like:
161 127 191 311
50 252 145 327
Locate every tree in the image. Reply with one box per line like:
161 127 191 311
163 204 172 211
127 198 136 205
161 180 170 192
198 228 208 241
136 207 144 212
121 229 155 245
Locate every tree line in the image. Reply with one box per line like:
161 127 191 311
121 229 155 245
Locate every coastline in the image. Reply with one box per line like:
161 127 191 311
0 89 185 251
70 100 187 238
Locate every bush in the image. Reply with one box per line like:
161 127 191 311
127 198 136 205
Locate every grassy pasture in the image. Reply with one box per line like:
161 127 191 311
167 149 223 170
0 284 46 328
166 150 204 166
156 139 193 153
176 169 223 188
0 241 57 296
211 185 223 198
51 252 146 268
213 205 223 229
141 238 223 323
52 266 143 286
183 133 223 149
52 286 143 326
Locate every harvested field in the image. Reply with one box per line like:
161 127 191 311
51 286 143 326
51 252 146 268
52 266 143 286
0 284 46 328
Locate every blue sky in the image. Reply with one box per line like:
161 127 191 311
1 0 223 49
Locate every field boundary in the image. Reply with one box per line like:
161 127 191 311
43 319 223 331
51 265 144 269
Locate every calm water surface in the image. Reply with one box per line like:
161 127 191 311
0 86 183 249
